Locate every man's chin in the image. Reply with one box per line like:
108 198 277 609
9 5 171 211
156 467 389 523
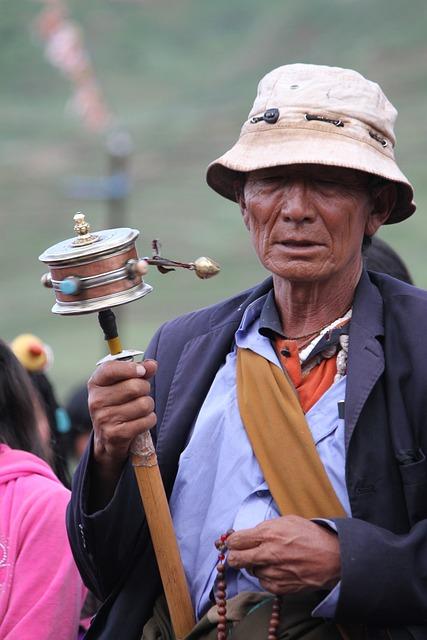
270 264 327 284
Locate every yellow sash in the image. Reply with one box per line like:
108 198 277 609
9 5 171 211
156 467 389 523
236 347 346 519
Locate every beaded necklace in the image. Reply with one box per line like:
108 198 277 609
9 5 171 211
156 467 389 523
214 531 281 640
281 307 352 343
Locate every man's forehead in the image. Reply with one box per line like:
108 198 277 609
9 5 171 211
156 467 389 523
246 164 367 182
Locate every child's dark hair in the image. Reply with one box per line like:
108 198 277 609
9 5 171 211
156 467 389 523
0 339 47 460
29 371 71 488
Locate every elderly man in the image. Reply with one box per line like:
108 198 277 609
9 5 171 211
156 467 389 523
67 64 427 640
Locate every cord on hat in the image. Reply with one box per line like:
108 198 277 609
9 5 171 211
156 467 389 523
369 131 388 147
304 113 344 127
250 110 389 150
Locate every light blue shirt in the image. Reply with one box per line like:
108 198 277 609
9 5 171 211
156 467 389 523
170 296 350 619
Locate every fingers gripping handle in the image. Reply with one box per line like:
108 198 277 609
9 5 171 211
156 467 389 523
98 310 155 462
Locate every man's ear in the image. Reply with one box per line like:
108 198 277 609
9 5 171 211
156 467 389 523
365 182 397 236
234 179 250 230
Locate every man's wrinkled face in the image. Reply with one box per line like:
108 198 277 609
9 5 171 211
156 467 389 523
238 164 386 284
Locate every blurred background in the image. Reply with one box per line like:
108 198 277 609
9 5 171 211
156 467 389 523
1 0 426 400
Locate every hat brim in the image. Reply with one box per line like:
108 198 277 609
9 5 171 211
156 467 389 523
206 127 415 224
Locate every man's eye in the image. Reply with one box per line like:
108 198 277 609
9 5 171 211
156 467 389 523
248 178 279 190
316 179 340 187
261 177 281 185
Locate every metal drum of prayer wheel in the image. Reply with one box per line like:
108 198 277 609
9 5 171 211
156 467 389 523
39 212 144 314
39 211 220 640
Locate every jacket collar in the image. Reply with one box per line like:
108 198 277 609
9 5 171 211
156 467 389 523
351 269 384 339
345 270 385 450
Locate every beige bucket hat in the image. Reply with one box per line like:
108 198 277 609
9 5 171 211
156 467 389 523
206 64 415 224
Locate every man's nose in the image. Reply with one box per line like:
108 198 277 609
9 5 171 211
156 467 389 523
279 180 315 223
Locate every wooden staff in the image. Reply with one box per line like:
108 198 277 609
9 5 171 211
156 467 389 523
99 309 195 640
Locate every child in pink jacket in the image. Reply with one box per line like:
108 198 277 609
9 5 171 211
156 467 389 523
0 340 86 639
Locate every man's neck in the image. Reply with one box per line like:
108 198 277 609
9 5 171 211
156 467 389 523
272 265 362 339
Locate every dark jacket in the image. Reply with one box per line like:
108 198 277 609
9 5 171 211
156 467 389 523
67 271 427 639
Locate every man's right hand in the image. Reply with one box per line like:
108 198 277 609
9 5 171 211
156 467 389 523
87 359 158 508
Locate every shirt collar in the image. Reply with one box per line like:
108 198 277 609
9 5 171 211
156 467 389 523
237 294 269 333
258 290 285 338
257 289 351 361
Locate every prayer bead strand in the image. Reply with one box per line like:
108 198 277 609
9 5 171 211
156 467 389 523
268 596 281 640
214 531 281 640
214 532 231 640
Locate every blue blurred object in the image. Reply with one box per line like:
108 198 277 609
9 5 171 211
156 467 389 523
65 172 131 201
55 407 71 434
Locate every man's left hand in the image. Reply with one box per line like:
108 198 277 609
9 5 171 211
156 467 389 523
226 515 341 595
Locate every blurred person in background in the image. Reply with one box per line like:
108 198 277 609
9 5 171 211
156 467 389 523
363 235 414 285
65 383 93 474
0 339 86 639
11 333 72 487
69 64 427 639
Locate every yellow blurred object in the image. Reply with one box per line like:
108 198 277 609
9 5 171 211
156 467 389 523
10 334 48 372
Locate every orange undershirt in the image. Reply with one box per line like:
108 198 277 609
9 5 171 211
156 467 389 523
274 337 337 413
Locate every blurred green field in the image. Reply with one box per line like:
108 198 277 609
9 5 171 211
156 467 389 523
1 0 426 399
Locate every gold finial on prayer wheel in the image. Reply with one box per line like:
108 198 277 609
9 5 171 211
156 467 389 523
72 212 98 246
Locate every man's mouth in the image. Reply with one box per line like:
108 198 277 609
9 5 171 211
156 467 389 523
280 239 322 247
